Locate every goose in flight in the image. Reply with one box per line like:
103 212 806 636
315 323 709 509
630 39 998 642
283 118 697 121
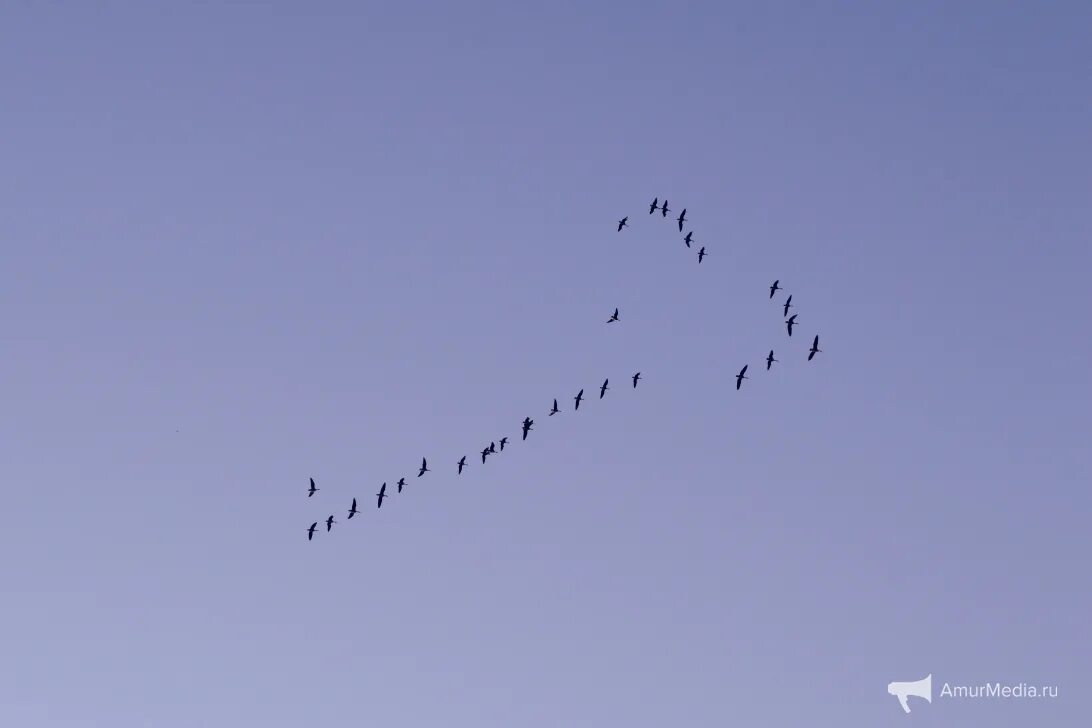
499 437 508 451
786 314 798 336
307 478 318 498
457 456 467 474
661 199 670 217
550 398 560 416
396 477 406 493
782 295 793 317
481 446 490 464
326 515 336 532
418 458 429 477
676 208 687 231
683 231 693 248
522 417 534 440
769 280 781 298
697 246 706 263
617 216 628 232
649 197 659 215
736 365 749 390
808 335 822 361
307 522 318 541
347 498 359 519
599 378 609 399
632 372 641 388
376 482 388 508
766 350 778 370
574 389 584 410
488 441 497 455
608 308 619 323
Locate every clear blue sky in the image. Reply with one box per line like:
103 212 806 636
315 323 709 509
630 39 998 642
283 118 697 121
3 2 1089 725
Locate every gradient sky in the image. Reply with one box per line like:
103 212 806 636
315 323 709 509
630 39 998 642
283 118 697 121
3 2 1090 726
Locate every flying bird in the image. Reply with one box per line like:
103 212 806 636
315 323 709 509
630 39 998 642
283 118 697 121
600 378 609 398
481 447 490 464
396 477 406 493
683 231 694 248
307 522 318 541
499 437 508 451
348 497 359 519
376 482 388 508
307 478 319 497
326 515 336 532
676 208 687 231
488 441 497 454
617 216 628 232
808 335 822 361
632 372 641 388
769 280 781 298
608 308 619 323
457 456 467 474
522 417 534 440
786 314 798 336
783 295 793 317
550 398 559 416
766 350 778 370
649 197 659 214
697 246 706 263
661 199 670 217
418 458 429 477
574 389 584 410
736 365 749 391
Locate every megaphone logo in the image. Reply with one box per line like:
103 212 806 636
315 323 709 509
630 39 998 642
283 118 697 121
888 674 932 713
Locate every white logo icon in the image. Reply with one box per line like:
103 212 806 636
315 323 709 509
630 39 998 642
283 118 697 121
888 674 932 713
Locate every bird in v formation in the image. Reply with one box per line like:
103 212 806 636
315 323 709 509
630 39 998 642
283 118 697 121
307 198 824 538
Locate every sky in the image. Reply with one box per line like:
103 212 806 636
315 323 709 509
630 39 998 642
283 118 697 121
2 2 1090 726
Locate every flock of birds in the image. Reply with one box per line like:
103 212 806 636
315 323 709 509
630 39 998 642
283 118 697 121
304 197 823 541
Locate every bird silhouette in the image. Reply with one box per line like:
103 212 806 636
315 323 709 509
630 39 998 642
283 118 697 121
736 365 749 390
786 314 798 336
600 378 609 399
376 482 388 508
608 308 619 323
574 389 584 410
783 295 793 317
632 372 641 388
808 335 822 361
307 522 318 541
480 446 490 464
326 515 336 532
488 441 497 455
697 246 706 263
457 456 467 474
661 199 670 217
522 417 534 440
770 280 781 298
396 477 406 493
348 497 359 519
617 216 628 232
550 398 560 416
418 458 429 477
766 350 778 370
499 437 508 451
683 231 694 248
307 478 319 497
676 208 687 231
649 197 659 215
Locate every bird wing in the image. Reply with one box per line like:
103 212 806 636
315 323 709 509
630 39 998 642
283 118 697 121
812 335 819 347
741 365 748 376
